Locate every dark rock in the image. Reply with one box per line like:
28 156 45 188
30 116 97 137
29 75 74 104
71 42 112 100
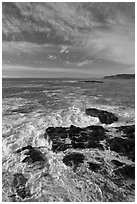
16 145 45 164
12 173 28 187
16 187 30 199
11 106 33 114
114 165 135 180
63 153 85 170
52 143 72 152
116 125 135 139
108 137 135 161
45 125 107 152
85 108 118 124
12 173 31 199
16 145 33 153
85 126 107 149
71 141 86 149
68 125 83 138
46 127 68 139
87 140 104 150
111 160 124 167
9 194 17 202
108 125 135 161
87 126 106 140
88 162 101 172
83 80 103 83
70 125 107 150
85 125 108 133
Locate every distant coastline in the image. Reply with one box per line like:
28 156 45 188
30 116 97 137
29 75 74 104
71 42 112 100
104 74 135 79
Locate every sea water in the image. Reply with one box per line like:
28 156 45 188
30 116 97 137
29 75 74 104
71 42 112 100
2 78 135 202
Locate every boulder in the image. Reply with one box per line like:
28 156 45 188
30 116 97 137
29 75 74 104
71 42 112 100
63 152 85 170
111 160 124 167
88 162 101 172
108 137 135 161
45 125 107 152
12 173 28 187
114 165 135 180
46 127 68 139
16 145 45 164
116 125 135 139
11 173 31 199
85 108 118 124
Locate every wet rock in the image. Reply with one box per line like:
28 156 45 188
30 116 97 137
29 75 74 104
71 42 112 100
46 127 68 139
16 187 30 199
85 125 108 133
116 125 135 139
9 194 17 202
16 145 34 153
108 125 135 161
52 143 72 152
85 126 107 149
11 106 33 114
71 141 86 149
12 173 31 199
87 140 104 150
88 162 101 172
16 145 45 164
45 126 73 151
114 165 135 180
45 125 107 152
12 173 28 187
68 125 83 138
69 125 107 150
111 160 124 167
85 108 118 124
83 80 103 83
63 152 85 170
108 137 135 161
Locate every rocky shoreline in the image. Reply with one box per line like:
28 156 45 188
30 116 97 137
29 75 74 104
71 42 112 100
104 74 135 79
6 108 135 202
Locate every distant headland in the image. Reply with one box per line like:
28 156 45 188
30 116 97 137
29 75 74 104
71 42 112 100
104 74 135 79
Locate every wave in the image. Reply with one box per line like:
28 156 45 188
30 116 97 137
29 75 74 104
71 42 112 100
2 100 135 202
2 103 134 151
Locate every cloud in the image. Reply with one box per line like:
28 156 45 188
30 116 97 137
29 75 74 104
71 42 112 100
80 8 135 66
60 46 68 53
2 2 135 77
3 64 96 78
3 2 134 45
76 60 94 67
82 28 134 65
2 64 86 73
48 55 57 60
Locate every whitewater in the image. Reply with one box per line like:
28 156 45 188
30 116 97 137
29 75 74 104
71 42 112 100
2 78 135 202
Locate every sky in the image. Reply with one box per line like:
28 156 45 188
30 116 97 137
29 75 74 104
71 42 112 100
2 2 135 78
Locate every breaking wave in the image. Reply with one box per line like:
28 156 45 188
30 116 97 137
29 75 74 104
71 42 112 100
2 79 135 202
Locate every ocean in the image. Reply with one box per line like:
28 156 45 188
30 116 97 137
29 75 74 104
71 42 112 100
2 78 135 202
